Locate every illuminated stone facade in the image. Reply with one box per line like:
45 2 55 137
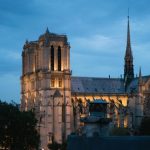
21 18 150 149
21 29 73 149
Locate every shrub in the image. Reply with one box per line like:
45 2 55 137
110 127 130 136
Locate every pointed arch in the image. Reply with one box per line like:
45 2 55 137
58 46 61 71
51 45 54 71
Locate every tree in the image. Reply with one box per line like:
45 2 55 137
47 142 67 150
139 117 150 135
0 100 40 149
47 135 67 150
47 141 61 150
109 127 130 136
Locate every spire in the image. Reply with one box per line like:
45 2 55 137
125 16 133 58
46 27 50 34
124 14 134 88
138 67 142 85
139 66 142 78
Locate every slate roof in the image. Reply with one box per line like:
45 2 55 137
38 28 68 44
126 78 139 93
71 75 150 95
71 76 125 95
126 75 150 93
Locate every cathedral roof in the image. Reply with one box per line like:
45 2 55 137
71 76 125 95
71 75 150 95
38 28 68 44
126 75 150 93
39 28 57 40
126 78 138 93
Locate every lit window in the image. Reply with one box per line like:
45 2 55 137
31 81 35 89
58 78 62 87
51 78 55 87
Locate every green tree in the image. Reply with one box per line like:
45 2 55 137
48 142 67 150
0 100 40 150
48 141 61 150
47 135 67 150
110 127 130 136
139 117 150 135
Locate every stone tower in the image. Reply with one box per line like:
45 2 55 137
21 29 73 149
124 16 134 87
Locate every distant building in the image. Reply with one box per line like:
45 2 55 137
20 17 150 149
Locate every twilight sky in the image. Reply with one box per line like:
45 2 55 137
0 0 150 102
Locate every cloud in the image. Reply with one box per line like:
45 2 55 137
6 51 21 60
0 74 20 102
0 49 21 75
71 48 123 78
71 34 122 54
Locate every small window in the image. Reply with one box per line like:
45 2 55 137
51 78 55 87
31 80 35 90
58 78 62 87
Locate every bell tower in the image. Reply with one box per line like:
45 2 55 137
21 28 73 149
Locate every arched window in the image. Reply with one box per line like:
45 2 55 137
51 78 55 87
51 46 54 71
58 78 62 87
58 46 61 71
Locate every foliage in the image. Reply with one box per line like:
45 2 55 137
48 141 67 150
139 117 150 135
48 141 61 150
110 127 130 136
0 100 40 150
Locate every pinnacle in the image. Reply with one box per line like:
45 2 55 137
46 27 50 34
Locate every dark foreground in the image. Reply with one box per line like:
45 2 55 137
67 136 150 150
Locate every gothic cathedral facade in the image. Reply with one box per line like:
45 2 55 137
21 30 73 149
21 17 150 149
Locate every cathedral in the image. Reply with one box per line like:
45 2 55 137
20 17 150 149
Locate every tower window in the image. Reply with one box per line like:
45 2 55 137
58 78 62 87
23 83 26 92
51 46 54 71
51 78 55 87
58 46 61 71
31 80 35 90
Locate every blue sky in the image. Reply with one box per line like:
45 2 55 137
0 0 150 102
